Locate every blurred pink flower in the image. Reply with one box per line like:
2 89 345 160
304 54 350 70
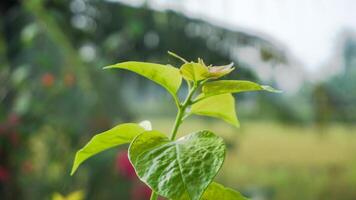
0 166 10 182
9 131 20 147
115 150 136 179
41 73 55 87
130 183 152 200
0 125 5 135
7 113 20 126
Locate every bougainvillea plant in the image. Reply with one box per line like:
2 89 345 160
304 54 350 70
70 52 280 200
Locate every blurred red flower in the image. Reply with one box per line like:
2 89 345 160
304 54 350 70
115 150 136 180
130 183 152 200
0 166 10 182
7 113 20 126
0 124 5 135
41 73 55 87
9 131 20 146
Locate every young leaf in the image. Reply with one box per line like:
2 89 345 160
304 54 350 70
180 62 209 81
207 63 235 79
202 80 282 97
71 123 145 175
178 182 248 200
104 62 182 97
191 93 239 127
129 130 226 200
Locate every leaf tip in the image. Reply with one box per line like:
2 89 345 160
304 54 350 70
262 85 283 93
70 167 76 176
70 154 79 176
232 121 240 128
102 65 114 70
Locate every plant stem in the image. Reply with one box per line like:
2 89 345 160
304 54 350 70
150 82 199 200
170 83 198 140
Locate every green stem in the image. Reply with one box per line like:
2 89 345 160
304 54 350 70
149 82 199 200
170 83 198 140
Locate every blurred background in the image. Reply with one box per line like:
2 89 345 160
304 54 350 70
1 0 356 199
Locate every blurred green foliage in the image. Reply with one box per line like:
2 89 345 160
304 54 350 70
1 0 356 200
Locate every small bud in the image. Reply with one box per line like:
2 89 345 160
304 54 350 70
207 63 234 79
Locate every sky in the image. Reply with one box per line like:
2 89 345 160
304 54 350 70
113 0 356 72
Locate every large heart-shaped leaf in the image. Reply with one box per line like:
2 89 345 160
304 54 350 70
191 93 239 127
71 123 145 175
104 62 182 97
202 80 281 97
129 130 226 200
178 182 248 200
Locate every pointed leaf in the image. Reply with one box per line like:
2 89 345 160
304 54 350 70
129 130 226 200
202 80 282 97
178 182 248 200
104 61 182 97
71 123 145 175
191 93 239 127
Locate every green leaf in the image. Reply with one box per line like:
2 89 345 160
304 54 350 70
178 182 248 200
202 80 282 97
104 61 182 97
180 62 209 81
191 93 239 127
71 123 145 175
129 130 226 200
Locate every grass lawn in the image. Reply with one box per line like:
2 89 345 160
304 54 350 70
148 118 356 200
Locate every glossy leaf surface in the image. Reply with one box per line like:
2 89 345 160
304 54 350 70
178 182 248 200
104 61 182 97
71 123 145 175
191 93 239 127
129 130 226 200
202 80 281 97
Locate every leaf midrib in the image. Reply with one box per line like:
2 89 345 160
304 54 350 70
135 140 193 200
175 144 192 200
